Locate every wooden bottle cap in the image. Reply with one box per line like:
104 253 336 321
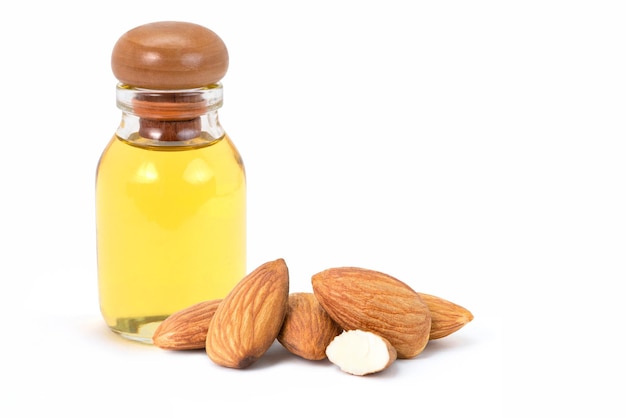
111 21 229 90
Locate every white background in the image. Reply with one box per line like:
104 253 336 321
1 1 625 416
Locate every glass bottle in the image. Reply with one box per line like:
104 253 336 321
96 22 246 343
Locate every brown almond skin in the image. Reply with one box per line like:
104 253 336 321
417 293 474 340
277 292 343 360
152 299 222 350
206 259 290 369
312 267 431 359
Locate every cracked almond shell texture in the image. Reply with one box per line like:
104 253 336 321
312 267 431 359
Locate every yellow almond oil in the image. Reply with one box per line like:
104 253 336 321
102 23 246 342
96 133 246 342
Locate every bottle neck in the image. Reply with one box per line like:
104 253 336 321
115 84 225 147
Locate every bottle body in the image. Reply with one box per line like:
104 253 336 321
96 85 246 342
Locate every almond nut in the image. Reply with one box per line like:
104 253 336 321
312 267 431 359
326 329 397 376
277 292 343 360
152 299 221 350
418 292 474 340
206 259 290 368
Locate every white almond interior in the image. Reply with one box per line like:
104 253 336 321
325 329 396 376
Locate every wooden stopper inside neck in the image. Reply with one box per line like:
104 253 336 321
133 92 205 141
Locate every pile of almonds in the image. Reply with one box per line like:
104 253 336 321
152 258 473 376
